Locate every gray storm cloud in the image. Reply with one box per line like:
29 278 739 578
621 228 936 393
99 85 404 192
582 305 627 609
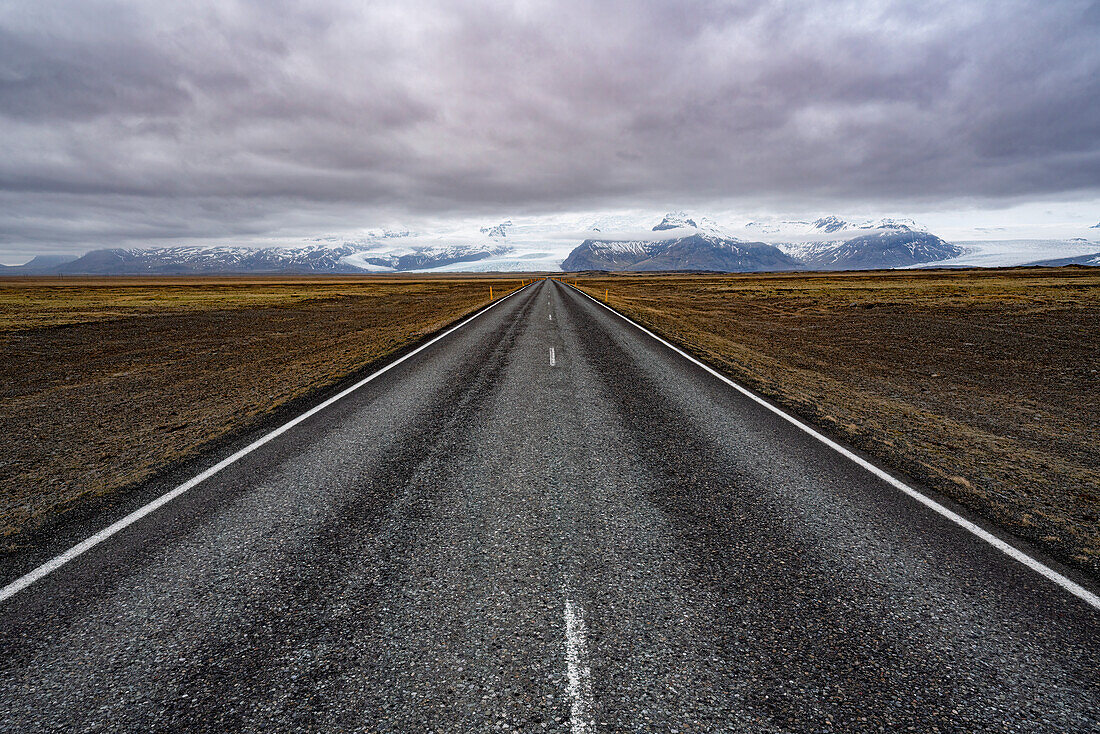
1 0 1098 253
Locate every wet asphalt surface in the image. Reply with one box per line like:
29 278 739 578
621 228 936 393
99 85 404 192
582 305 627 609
1 278 1098 733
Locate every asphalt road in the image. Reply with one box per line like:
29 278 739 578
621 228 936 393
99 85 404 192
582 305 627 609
1 278 1097 732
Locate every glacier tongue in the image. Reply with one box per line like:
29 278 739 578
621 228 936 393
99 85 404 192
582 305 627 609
15 211 1093 275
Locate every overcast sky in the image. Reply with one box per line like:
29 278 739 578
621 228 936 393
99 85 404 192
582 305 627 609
1 0 1099 260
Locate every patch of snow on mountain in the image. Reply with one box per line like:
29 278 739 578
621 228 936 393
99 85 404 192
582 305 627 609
736 216 927 243
743 220 810 235
810 216 849 233
653 211 698 231
870 217 925 232
648 212 732 239
480 221 513 238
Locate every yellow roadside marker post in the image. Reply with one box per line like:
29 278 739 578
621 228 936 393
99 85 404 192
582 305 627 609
490 286 494 300
605 289 609 302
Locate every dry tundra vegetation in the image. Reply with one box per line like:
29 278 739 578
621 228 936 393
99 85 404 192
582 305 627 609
574 268 1100 580
2 269 1098 583
0 275 524 549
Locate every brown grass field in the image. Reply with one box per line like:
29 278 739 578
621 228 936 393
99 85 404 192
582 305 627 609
573 268 1100 579
0 275 525 546
3 270 1098 580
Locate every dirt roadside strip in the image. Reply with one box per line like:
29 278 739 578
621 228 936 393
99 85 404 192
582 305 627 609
571 268 1100 581
0 275 526 551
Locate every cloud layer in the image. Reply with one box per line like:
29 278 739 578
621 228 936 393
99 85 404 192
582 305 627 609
1 0 1098 253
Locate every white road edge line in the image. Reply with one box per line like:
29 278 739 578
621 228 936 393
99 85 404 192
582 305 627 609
564 598 595 734
549 347 557 366
564 282 1100 611
0 283 535 605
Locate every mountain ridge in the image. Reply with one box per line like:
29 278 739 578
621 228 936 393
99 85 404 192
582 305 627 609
6 212 1081 275
561 233 801 272
561 213 961 272
3 243 513 275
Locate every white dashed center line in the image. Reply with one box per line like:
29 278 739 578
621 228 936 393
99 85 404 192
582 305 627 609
564 598 594 734
549 347 556 366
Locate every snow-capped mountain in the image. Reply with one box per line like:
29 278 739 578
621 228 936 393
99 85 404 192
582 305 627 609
784 230 963 270
560 213 958 272
6 211 1093 275
651 211 732 237
561 232 800 272
18 241 513 275
744 220 811 235
730 216 959 270
744 216 927 239
479 221 513 238
652 211 698 231
51 244 366 275
810 216 848 233
870 217 926 232
361 228 412 239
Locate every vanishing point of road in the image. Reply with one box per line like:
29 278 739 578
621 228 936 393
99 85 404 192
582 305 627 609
1 278 1097 732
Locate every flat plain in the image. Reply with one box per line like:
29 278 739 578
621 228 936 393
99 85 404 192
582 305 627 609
4 269 1097 586
0 275 522 547
1 277 1096 732
574 268 1100 579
